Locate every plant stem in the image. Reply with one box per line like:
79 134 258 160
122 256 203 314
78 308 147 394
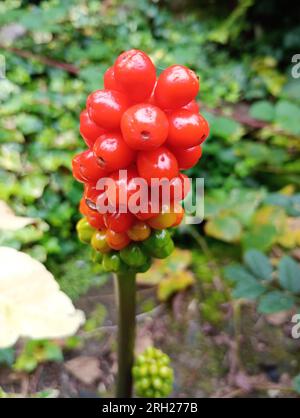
115 271 136 398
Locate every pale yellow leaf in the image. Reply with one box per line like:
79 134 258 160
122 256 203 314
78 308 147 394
0 247 85 348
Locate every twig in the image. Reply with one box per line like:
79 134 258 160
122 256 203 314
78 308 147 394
0 45 79 74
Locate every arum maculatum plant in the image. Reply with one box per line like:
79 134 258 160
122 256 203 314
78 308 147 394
72 49 209 397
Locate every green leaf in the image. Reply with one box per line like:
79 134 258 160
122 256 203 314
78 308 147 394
0 348 15 367
278 256 300 293
242 224 277 252
258 291 294 314
15 114 43 135
43 342 63 363
210 115 243 142
249 100 275 122
223 264 257 283
205 216 242 243
292 375 300 394
275 100 300 135
232 277 266 300
243 249 273 281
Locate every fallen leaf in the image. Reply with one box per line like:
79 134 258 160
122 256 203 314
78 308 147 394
158 271 195 302
0 247 85 348
137 248 192 286
65 356 101 385
0 200 36 231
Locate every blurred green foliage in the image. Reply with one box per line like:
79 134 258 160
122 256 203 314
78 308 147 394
0 0 299 304
224 249 300 313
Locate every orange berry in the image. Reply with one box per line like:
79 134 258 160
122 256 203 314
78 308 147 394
106 229 131 250
127 221 151 241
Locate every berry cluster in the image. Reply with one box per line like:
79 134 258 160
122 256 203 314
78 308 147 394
133 347 174 398
73 49 209 273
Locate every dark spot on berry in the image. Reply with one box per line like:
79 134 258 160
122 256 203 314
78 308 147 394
97 156 106 167
141 130 150 141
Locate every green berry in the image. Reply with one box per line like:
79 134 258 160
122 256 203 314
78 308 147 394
133 347 173 398
120 244 148 267
102 252 121 272
76 218 95 244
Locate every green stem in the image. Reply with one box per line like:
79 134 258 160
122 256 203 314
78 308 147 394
115 271 136 398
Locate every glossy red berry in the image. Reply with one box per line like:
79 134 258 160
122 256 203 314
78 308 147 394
167 110 209 148
79 198 90 216
137 146 179 184
72 154 87 183
182 99 200 113
103 66 120 91
79 109 105 149
114 49 156 102
169 145 202 170
86 211 106 230
121 104 169 151
135 200 160 221
84 183 109 212
74 150 108 183
155 65 199 109
105 166 147 210
87 89 129 130
169 173 191 201
104 211 135 233
93 132 136 172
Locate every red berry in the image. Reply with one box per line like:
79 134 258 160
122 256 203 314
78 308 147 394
72 154 87 183
155 65 199 109
79 198 90 216
75 150 108 183
79 109 105 148
104 211 135 233
135 200 160 221
169 173 191 201
86 211 106 230
84 183 109 212
106 166 147 210
154 173 190 204
114 49 156 102
121 104 169 151
169 145 202 170
182 99 199 113
106 229 131 250
87 89 129 130
80 195 106 229
167 110 209 148
93 132 136 171
103 66 120 91
137 146 179 184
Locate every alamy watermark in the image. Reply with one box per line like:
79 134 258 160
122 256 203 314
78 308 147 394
0 55 6 80
291 54 300 79
84 170 205 225
291 314 300 339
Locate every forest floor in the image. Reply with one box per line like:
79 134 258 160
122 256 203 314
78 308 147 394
1 277 299 398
